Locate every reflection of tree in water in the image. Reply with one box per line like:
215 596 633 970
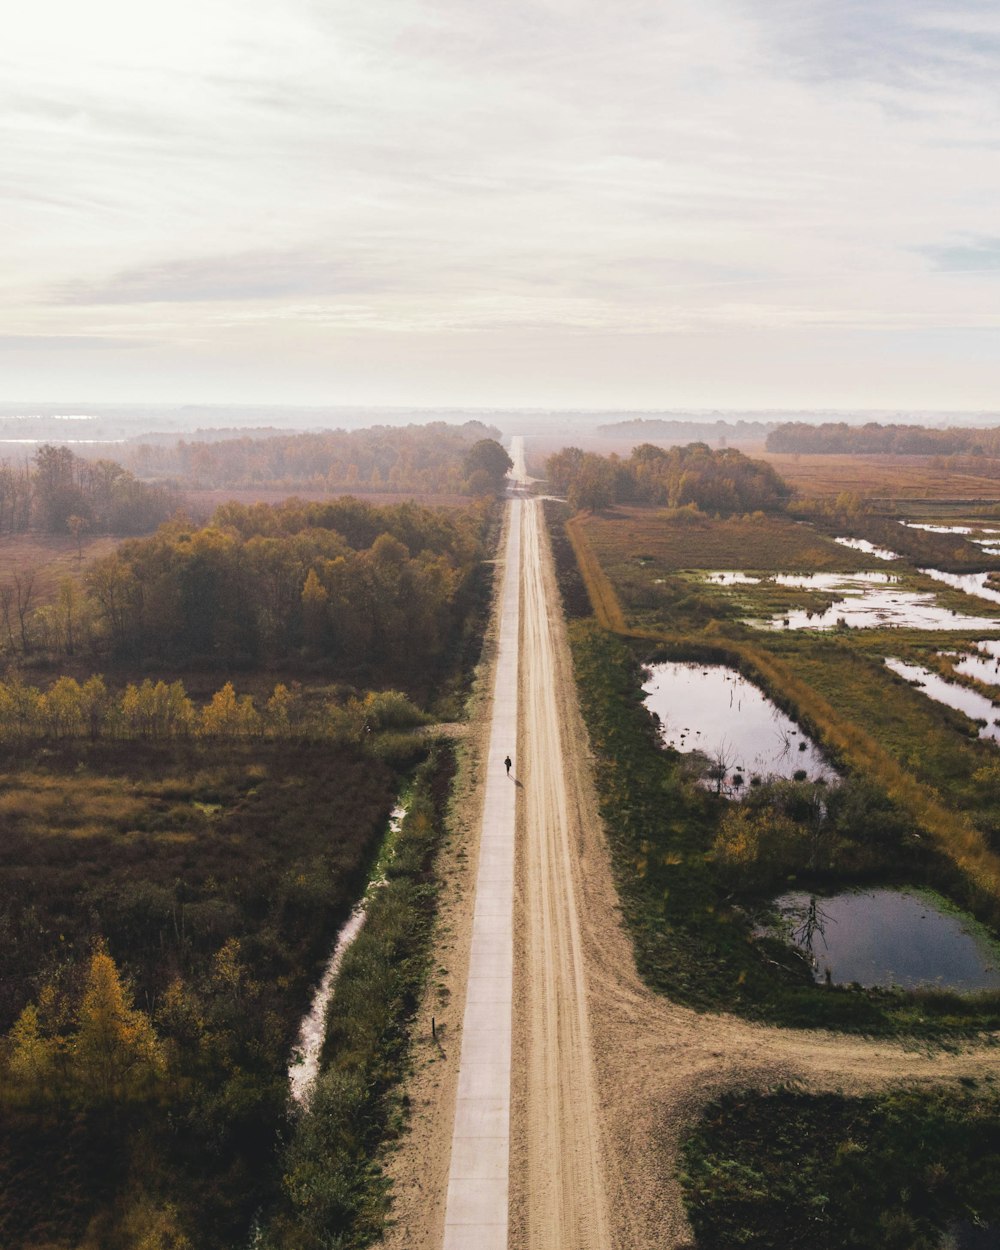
786 895 836 974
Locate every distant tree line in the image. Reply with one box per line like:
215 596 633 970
547 442 792 514
117 421 508 493
596 417 777 442
766 421 1000 456
0 444 179 537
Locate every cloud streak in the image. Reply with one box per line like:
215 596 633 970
3 0 1000 404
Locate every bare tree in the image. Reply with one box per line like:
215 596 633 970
0 584 15 652
13 571 35 654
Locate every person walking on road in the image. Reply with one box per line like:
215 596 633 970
504 754 512 776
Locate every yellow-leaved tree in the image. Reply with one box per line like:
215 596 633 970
74 948 164 1102
200 682 261 737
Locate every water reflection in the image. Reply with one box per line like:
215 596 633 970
921 568 1000 607
771 889 1000 991
952 641 1000 684
703 566 1000 631
642 662 833 788
755 584 999 632
834 536 900 560
884 658 1000 740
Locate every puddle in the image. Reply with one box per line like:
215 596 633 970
704 571 762 585
642 662 833 787
885 658 1000 739
288 801 407 1105
769 889 1000 991
771 571 896 590
834 536 900 560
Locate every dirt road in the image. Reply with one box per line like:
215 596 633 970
510 496 611 1249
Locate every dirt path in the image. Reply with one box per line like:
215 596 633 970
385 448 1000 1250
509 497 611 1250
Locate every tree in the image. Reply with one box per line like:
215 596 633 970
74 948 163 1102
463 439 512 492
67 513 89 560
301 568 329 649
201 682 261 737
7 1004 57 1090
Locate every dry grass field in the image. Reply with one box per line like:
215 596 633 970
759 451 1000 500
0 533 120 600
582 506 870 573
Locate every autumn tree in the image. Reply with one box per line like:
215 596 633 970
73 947 163 1102
463 438 512 493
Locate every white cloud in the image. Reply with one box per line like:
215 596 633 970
3 0 1000 405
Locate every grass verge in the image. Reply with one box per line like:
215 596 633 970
261 742 455 1249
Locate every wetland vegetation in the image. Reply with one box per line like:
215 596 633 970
546 444 1000 1245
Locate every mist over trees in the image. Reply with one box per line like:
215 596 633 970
766 421 1000 456
117 420 504 492
547 442 792 514
0 445 178 537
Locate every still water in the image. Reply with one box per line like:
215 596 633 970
834 536 900 560
642 662 833 784
771 889 1000 991
884 658 1000 740
922 568 1000 607
951 640 1000 684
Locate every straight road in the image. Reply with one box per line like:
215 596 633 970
516 491 610 1249
441 487 520 1249
442 436 609 1249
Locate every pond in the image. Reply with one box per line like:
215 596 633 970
641 662 833 787
769 888 1000 991
884 658 1000 740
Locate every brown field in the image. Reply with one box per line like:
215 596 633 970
759 451 1000 500
580 506 868 573
0 533 120 600
182 486 473 519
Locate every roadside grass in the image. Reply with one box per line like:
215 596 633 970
262 745 455 1250
681 1083 1000 1250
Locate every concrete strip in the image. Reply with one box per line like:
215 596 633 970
442 493 521 1250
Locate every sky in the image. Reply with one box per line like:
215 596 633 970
4 0 1000 410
